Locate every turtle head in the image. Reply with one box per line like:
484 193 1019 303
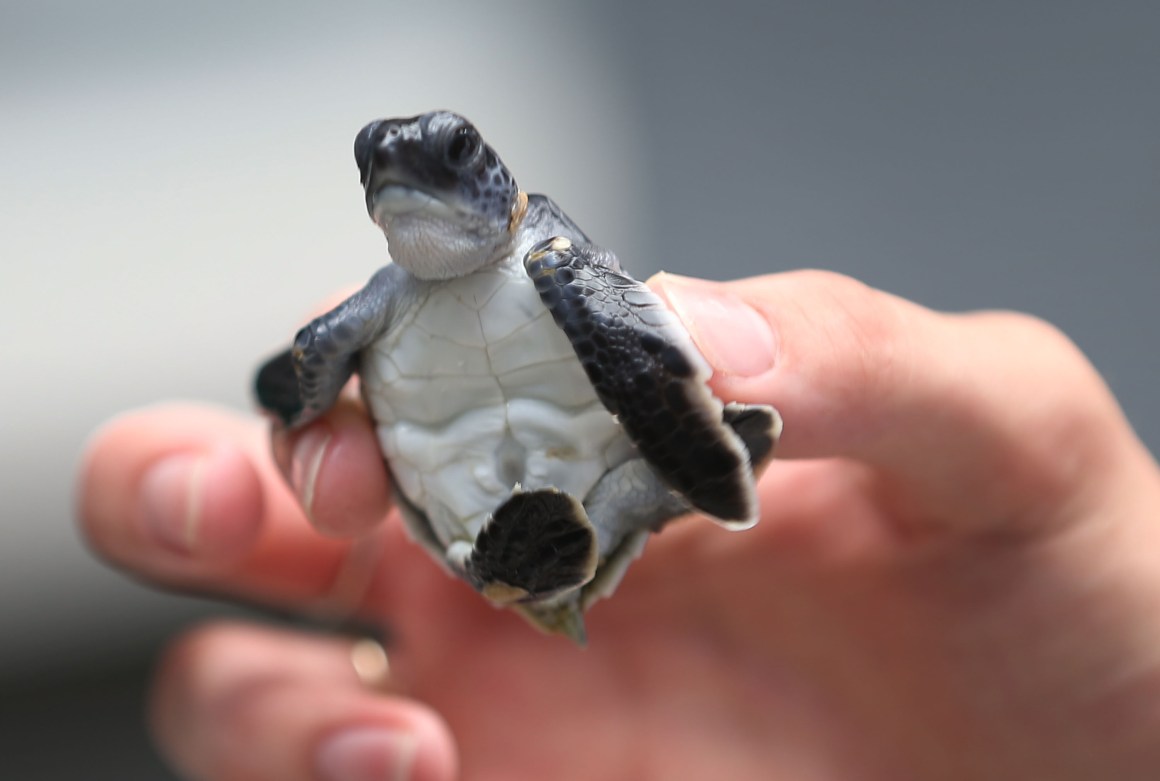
354 111 524 280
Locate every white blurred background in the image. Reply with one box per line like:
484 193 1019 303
1 0 648 673
2 1 1158 777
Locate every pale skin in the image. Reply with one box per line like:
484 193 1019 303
78 270 1160 781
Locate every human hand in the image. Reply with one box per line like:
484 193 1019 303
78 270 1160 780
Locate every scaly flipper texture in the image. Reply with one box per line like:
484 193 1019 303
525 237 780 527
466 488 599 604
254 263 413 427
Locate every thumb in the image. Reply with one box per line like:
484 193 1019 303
649 270 1135 531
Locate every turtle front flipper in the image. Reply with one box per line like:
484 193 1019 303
254 263 414 428
524 237 781 528
463 488 599 607
255 348 306 424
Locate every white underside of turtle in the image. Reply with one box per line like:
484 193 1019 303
362 258 635 549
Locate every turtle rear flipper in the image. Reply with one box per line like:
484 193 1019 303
466 488 599 605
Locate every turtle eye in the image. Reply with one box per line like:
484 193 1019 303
446 125 481 167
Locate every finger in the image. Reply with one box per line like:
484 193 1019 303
651 270 1142 530
263 286 394 538
152 621 457 781
270 398 394 538
78 403 393 610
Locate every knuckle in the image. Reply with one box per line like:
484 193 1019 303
150 622 283 780
149 623 229 774
787 269 912 400
153 622 244 706
973 310 1130 494
984 310 1112 416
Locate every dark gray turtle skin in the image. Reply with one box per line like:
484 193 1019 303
256 111 781 643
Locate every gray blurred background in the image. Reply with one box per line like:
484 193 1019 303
2 1 1157 777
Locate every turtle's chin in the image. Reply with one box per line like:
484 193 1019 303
370 185 512 280
377 210 509 281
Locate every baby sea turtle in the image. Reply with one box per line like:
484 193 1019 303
255 111 781 643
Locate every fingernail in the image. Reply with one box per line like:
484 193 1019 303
140 454 206 554
315 727 417 781
290 426 332 523
655 274 778 378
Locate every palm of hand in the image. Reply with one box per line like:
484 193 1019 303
79 273 1160 781
372 458 1033 781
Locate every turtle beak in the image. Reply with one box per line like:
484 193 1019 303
354 119 384 191
355 118 424 221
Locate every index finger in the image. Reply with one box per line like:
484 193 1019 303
652 270 1144 533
